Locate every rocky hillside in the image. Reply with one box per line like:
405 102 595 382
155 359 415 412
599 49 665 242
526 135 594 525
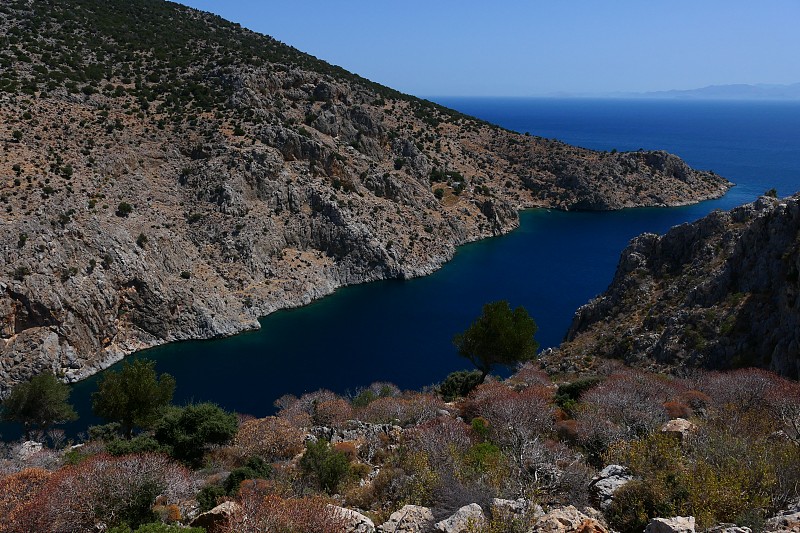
0 0 730 394
548 194 800 379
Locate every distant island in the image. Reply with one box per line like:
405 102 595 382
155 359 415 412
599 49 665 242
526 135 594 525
626 82 800 100
545 82 800 100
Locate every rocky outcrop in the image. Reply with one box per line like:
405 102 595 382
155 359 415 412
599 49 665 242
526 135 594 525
529 506 608 533
190 501 240 533
378 505 435 533
706 525 752 533
434 503 485 533
0 0 732 393
766 503 800 533
329 505 376 533
645 516 696 533
660 418 698 440
491 497 544 518
551 195 800 378
589 464 633 510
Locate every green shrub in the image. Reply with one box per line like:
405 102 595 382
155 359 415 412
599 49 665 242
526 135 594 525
224 456 273 495
555 376 603 412
116 201 133 217
438 370 483 401
607 480 684 533
106 435 168 456
88 422 123 441
300 439 351 494
153 403 238 467
197 484 226 512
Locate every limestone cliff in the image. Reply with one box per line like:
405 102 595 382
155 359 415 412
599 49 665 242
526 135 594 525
0 0 730 393
550 194 800 379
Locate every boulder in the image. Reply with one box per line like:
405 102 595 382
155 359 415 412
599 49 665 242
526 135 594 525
589 464 633 510
16 440 43 460
378 505 435 533
645 516 696 533
660 418 698 441
705 524 752 533
765 507 800 532
328 505 376 533
491 498 544 518
529 505 608 533
190 501 240 533
435 503 485 533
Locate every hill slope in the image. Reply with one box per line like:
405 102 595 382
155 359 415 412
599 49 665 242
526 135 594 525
0 0 730 393
548 194 800 379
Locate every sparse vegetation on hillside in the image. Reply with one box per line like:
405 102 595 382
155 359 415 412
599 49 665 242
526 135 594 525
1 362 798 532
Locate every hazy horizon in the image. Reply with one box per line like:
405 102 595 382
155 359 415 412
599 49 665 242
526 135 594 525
176 1 800 98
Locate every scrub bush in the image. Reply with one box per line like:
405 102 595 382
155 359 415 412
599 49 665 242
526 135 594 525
226 481 346 533
233 416 304 460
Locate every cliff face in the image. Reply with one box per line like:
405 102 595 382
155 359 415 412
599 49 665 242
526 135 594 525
0 0 730 393
552 195 800 379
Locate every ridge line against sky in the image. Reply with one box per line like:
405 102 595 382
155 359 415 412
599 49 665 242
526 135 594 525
176 1 800 98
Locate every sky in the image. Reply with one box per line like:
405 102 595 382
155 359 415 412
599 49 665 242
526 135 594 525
176 1 800 98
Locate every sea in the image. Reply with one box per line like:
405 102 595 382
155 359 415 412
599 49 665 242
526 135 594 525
3 98 800 439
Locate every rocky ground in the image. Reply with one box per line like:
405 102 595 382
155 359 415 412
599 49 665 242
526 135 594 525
0 0 731 394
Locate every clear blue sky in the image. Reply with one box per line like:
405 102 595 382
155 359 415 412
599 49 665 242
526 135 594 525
176 1 800 97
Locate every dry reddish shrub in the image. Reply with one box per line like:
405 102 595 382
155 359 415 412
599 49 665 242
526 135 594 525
332 441 358 462
519 437 593 502
572 370 684 462
16 453 194 532
404 415 473 466
0 468 51 533
697 368 779 412
153 503 182 523
555 419 579 443
694 368 798 438
276 390 343 427
763 374 800 445
314 398 354 428
466 382 555 448
681 389 713 415
233 416 305 461
359 393 445 427
578 370 679 436
225 481 346 533
663 400 692 419
508 363 554 388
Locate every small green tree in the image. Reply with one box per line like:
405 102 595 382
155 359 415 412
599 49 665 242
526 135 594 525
153 402 238 467
92 359 175 439
453 300 538 381
1 372 77 440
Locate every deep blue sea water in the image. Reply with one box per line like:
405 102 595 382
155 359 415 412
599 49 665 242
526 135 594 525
3 99 800 439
